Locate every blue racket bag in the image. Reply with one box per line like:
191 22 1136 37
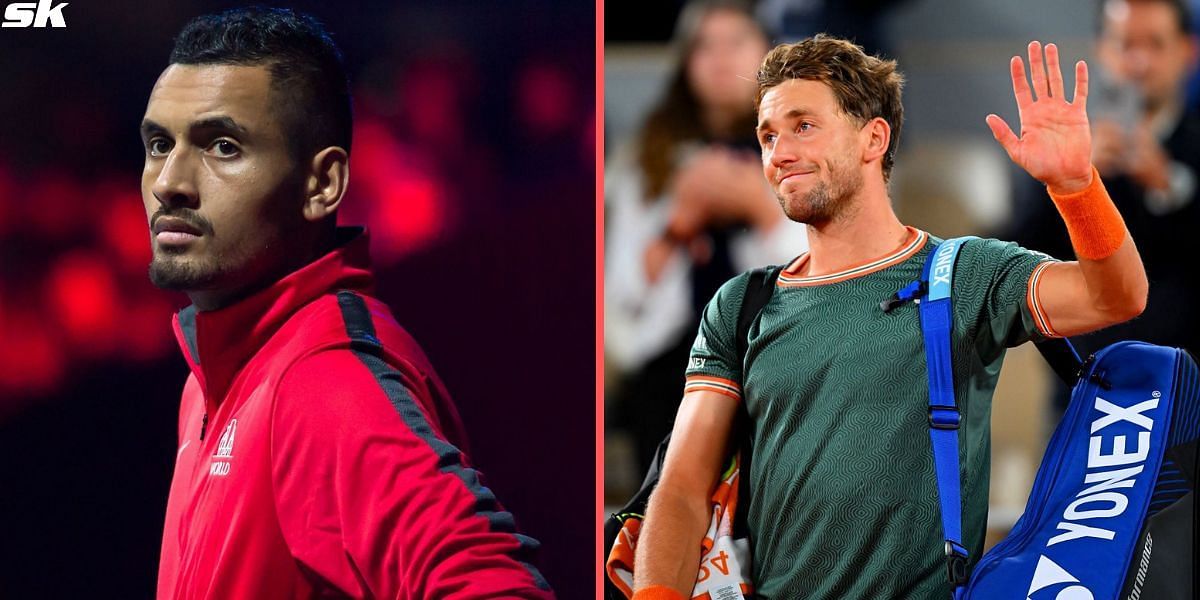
900 237 1199 600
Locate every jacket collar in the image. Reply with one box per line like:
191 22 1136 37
172 226 375 404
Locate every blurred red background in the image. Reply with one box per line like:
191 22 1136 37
0 1 594 596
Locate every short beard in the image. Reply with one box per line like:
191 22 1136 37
148 247 231 292
778 160 863 226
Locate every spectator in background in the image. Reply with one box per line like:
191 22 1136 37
605 0 807 472
1008 0 1200 363
1186 0 1200 106
755 0 911 58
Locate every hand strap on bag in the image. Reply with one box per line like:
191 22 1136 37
915 237 976 599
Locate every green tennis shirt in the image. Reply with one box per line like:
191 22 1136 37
684 228 1059 599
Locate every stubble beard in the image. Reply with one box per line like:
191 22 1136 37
148 244 234 292
777 159 863 226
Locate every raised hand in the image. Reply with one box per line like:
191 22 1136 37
986 41 1094 193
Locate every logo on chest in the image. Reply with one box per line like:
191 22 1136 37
210 418 237 476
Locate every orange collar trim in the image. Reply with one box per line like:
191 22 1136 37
778 227 928 287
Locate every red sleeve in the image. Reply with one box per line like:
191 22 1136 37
270 349 554 599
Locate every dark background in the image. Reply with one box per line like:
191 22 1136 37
0 1 594 597
604 1 685 42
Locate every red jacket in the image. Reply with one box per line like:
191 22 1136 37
157 228 553 599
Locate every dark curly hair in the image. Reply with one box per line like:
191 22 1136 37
169 6 353 158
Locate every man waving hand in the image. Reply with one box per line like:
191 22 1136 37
633 37 1147 599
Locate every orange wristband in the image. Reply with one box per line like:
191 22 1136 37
1047 166 1127 260
632 585 687 600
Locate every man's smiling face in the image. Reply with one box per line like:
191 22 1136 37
756 78 867 226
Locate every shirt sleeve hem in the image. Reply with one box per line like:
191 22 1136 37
1026 260 1063 338
683 375 742 401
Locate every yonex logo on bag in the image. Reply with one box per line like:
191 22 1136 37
1 0 68 28
1025 556 1093 600
932 242 957 285
1026 390 1161 597
1047 393 1159 547
928 239 964 300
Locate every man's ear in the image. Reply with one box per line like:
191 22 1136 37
302 146 349 222
861 116 891 166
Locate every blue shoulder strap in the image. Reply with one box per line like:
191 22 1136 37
919 236 977 599
893 236 1091 599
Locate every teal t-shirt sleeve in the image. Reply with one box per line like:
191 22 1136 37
955 238 1061 358
683 272 750 401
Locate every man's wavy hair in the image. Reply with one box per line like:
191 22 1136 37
756 35 905 181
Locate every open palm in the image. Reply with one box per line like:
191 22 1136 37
986 41 1093 193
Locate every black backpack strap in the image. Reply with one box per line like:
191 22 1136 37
731 264 785 537
1034 337 1085 386
736 265 784 366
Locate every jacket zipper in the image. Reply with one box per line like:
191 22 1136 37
199 413 209 441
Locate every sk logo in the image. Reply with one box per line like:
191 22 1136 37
1 0 68 28
1026 556 1094 600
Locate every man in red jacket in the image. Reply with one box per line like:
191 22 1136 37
139 7 553 599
